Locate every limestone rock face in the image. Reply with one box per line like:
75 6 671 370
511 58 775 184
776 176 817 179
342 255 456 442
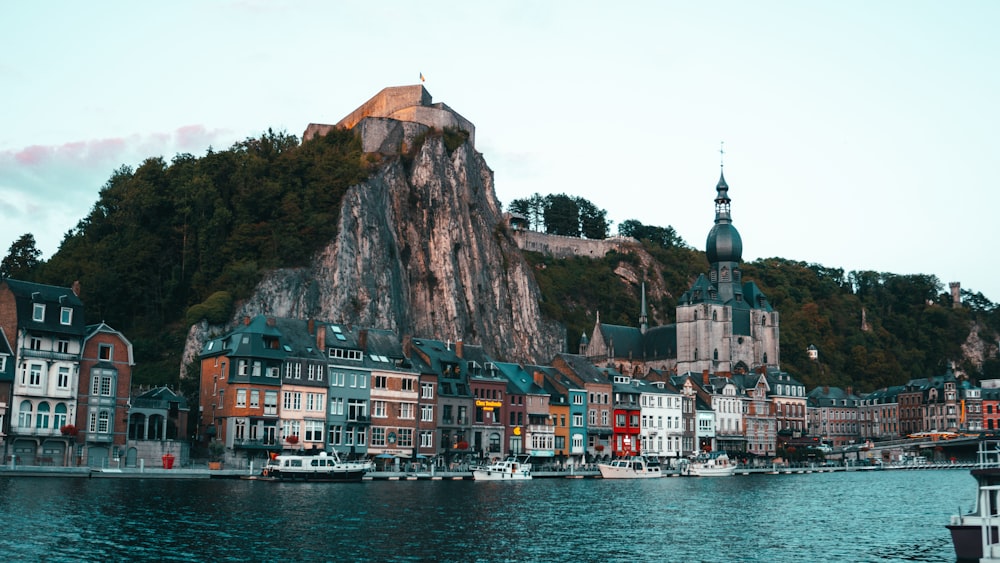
184 134 564 369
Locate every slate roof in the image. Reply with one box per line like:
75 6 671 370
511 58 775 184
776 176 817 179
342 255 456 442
554 353 611 385
3 279 86 336
134 386 189 409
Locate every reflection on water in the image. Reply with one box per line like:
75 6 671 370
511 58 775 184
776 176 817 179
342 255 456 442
0 469 970 562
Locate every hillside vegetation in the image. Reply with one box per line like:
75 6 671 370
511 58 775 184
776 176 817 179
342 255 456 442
4 128 998 393
526 228 1000 391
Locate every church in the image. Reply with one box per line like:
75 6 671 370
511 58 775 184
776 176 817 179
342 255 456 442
582 168 780 379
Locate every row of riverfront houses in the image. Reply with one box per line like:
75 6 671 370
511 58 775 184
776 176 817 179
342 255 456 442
0 277 988 469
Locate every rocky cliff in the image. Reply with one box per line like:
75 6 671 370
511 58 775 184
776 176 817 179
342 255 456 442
183 132 565 370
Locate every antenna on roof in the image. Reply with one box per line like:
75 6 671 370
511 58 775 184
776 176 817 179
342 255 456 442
719 141 725 169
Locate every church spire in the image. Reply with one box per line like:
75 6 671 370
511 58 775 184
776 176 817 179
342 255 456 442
639 282 648 335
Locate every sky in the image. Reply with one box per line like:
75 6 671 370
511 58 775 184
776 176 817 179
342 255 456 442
2 1 998 301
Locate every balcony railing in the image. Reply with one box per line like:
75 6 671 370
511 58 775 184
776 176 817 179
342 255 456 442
21 348 79 362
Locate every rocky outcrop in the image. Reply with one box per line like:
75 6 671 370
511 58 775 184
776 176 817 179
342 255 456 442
183 133 565 370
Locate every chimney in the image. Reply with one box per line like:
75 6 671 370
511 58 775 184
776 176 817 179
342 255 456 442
358 329 368 352
456 339 464 359
307 318 315 335
402 335 412 357
317 324 326 351
533 370 545 387
702 370 710 386
244 316 251 326
72 280 81 297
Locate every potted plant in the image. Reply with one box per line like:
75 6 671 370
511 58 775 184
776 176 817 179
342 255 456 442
208 440 225 470
285 435 300 446
60 424 79 437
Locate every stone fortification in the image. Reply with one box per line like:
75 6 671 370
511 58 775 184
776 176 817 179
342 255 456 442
511 229 637 260
302 85 476 152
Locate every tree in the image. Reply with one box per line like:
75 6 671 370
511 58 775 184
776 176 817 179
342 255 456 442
543 194 580 236
1 233 43 280
577 197 609 239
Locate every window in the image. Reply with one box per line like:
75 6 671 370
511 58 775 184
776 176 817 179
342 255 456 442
54 403 68 429
33 303 45 322
304 420 324 442
328 367 345 386
57 367 70 389
420 431 434 448
400 403 414 419
282 392 302 410
36 402 51 429
421 404 434 422
30 337 41 350
264 391 278 415
372 400 387 418
573 413 583 427
328 425 343 446
330 397 344 416
348 399 367 420
98 411 110 433
421 383 434 399
57 339 70 354
401 378 414 392
238 360 249 376
397 428 413 448
374 375 388 389
18 400 32 428
98 344 112 361
573 394 584 405
28 363 42 386
371 427 386 447
100 375 113 396
236 389 247 408
250 390 260 409
60 307 73 325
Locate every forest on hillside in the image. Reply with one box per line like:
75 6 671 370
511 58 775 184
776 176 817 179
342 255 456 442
525 224 1000 392
2 127 998 395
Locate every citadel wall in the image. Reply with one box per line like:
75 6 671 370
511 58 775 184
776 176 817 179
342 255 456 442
510 229 636 260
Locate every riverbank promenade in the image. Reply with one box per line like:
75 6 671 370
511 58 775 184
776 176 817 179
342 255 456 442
0 460 977 480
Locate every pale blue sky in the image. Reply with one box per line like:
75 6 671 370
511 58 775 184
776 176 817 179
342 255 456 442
2 1 998 301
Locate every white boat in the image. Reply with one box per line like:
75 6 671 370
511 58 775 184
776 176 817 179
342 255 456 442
598 456 664 479
260 450 372 482
683 451 736 477
947 440 1000 561
472 456 532 481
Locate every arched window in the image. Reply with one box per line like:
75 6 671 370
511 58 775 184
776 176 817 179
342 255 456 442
712 310 718 321
763 353 768 364
18 400 33 428
36 401 51 428
54 403 68 429
694 348 699 361
713 349 719 360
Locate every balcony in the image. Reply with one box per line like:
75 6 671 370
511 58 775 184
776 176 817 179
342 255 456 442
21 348 79 362
348 416 370 425
234 439 280 450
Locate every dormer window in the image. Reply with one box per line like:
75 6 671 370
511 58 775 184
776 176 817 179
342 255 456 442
60 307 73 325
33 303 45 322
99 344 113 361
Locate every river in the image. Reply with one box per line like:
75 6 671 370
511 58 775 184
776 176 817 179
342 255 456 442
0 469 972 562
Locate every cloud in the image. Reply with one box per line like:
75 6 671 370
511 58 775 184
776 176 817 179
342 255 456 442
0 125 237 258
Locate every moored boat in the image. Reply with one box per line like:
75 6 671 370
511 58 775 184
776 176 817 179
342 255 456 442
947 440 1000 561
260 450 372 482
472 456 532 481
683 451 736 477
598 455 664 479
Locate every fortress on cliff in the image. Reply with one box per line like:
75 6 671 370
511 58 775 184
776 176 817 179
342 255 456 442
303 84 476 154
